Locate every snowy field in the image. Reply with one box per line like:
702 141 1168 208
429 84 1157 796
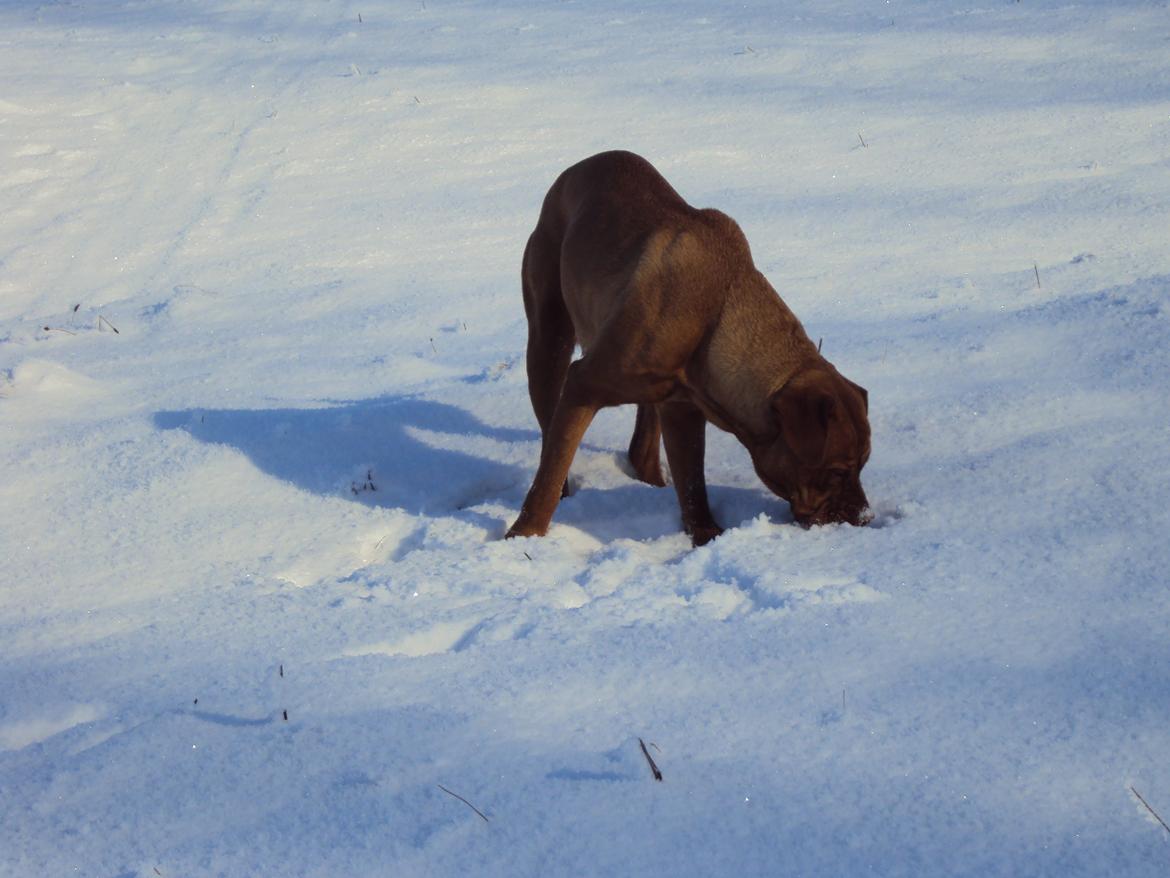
3 0 1170 874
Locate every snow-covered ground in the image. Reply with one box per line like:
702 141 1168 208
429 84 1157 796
3 1 1170 874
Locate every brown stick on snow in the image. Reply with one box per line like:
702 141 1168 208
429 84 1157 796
639 738 663 781
1131 786 1170 836
437 784 490 822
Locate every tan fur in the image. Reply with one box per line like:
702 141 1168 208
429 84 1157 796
507 151 871 546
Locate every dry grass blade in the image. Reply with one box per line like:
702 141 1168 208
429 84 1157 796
639 737 663 781
437 784 489 822
1131 786 1170 836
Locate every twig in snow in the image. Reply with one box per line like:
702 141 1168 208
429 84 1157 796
351 469 378 494
358 12 362 23
817 337 823 353
1033 264 1041 289
283 710 288 721
429 337 437 353
523 551 532 561
1131 786 1170 836
734 45 755 55
639 737 663 781
42 325 77 335
437 784 489 822
98 314 120 334
858 132 868 148
280 664 284 678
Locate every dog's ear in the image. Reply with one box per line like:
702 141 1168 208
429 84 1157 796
818 393 837 426
844 378 868 413
771 377 833 462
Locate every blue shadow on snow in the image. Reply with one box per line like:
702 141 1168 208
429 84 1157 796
154 396 535 518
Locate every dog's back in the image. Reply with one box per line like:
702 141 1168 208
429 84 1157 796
526 151 754 353
537 150 688 241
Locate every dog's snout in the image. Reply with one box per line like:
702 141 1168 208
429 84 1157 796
795 504 871 528
837 503 871 528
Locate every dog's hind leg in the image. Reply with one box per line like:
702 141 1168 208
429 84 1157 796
659 401 722 547
521 230 575 497
628 404 667 487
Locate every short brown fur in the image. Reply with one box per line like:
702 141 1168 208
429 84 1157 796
507 151 871 546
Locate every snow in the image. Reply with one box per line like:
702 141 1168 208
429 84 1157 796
2 0 1170 874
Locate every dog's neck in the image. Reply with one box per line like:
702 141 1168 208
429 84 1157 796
689 271 820 443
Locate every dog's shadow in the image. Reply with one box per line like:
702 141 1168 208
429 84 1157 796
154 396 536 521
154 395 790 542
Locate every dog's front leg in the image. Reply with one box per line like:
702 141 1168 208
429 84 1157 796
659 401 723 547
507 362 602 539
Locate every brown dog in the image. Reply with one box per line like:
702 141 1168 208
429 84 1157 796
506 151 870 546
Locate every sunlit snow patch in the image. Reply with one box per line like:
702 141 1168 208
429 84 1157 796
0 704 102 751
341 619 477 658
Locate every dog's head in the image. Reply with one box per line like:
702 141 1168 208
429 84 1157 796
750 368 871 527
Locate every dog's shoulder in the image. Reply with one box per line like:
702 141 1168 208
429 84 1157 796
621 208 756 312
691 208 753 263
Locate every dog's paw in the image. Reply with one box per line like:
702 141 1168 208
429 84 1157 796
688 523 724 548
505 517 547 540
